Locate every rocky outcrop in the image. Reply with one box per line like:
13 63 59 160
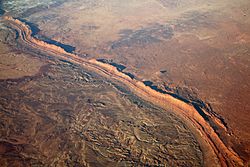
2 16 245 167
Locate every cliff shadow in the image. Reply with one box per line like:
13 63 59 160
17 18 75 53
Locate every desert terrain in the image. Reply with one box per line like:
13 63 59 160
0 25 203 166
0 0 250 166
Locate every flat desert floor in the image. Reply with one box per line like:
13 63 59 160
0 0 250 166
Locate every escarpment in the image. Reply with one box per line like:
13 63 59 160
1 16 246 167
3 16 68 54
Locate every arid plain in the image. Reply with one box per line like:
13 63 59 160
0 0 250 166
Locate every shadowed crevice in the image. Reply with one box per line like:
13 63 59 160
17 18 75 53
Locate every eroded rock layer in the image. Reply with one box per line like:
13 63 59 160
0 16 246 166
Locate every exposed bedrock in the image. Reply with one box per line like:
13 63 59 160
1 16 246 167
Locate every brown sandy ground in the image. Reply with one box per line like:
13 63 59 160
21 0 250 162
0 42 44 79
1 16 244 166
0 58 203 166
1 0 250 165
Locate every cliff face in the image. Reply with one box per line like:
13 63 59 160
2 16 245 166
90 62 243 166
31 38 67 54
4 16 67 54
